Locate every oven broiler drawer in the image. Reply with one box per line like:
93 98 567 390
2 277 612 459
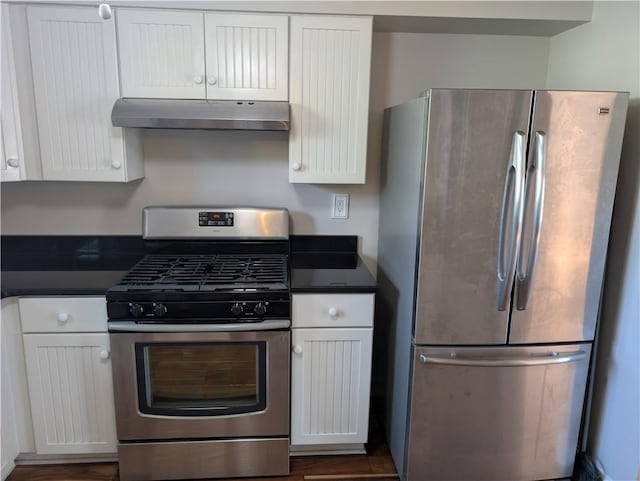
118 438 289 481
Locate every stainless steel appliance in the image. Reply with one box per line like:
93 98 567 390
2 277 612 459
377 90 628 481
107 206 290 481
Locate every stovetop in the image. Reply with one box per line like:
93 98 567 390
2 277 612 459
106 253 290 322
109 254 288 292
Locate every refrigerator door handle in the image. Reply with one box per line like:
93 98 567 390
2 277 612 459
516 131 547 310
418 350 587 367
496 131 526 311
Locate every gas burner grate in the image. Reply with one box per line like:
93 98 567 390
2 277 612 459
114 254 288 291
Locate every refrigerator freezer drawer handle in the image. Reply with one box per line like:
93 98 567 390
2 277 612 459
418 351 587 367
496 131 527 311
515 131 547 310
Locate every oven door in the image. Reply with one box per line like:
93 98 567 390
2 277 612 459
109 322 289 441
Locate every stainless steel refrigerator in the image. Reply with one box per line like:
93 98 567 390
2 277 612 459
377 89 628 481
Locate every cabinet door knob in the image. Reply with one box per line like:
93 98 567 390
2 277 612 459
100 350 110 360
193 75 204 85
207 76 217 86
293 345 302 355
111 160 121 169
97 3 112 19
56 312 69 323
292 162 301 171
328 307 339 319
7 157 19 168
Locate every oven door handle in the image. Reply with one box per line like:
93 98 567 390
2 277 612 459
108 320 291 332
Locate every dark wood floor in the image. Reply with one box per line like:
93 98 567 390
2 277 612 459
7 418 396 481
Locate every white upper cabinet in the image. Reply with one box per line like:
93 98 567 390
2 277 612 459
1 5 26 183
204 13 288 101
117 9 206 99
27 5 143 182
289 16 372 184
118 10 288 101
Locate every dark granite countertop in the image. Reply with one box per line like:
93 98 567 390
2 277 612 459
1 270 129 298
290 236 377 293
1 235 144 299
1 234 377 298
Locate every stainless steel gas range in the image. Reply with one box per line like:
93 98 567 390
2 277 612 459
106 206 291 481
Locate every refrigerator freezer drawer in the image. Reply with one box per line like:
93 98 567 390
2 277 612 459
406 344 592 481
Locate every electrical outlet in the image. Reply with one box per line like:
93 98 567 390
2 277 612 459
332 194 349 219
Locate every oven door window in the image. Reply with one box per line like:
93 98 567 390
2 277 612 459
135 342 267 416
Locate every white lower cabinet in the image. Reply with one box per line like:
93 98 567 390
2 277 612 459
23 333 117 455
19 296 117 456
2 300 21 480
291 293 374 448
291 328 373 445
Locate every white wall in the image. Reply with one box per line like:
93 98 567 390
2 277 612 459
0 31 549 275
547 2 640 480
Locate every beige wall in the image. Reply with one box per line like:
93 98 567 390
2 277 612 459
546 2 640 480
0 31 549 273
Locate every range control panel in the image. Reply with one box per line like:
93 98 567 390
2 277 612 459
199 211 234 227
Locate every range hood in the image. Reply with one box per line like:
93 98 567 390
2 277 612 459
111 98 289 131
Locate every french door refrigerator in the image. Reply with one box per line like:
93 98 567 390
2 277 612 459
377 89 628 481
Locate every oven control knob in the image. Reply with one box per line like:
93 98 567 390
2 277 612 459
254 302 267 316
129 303 144 318
153 303 168 317
231 303 244 316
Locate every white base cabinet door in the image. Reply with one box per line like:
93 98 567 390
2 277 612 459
289 15 372 184
23 333 117 455
27 6 143 182
291 327 373 445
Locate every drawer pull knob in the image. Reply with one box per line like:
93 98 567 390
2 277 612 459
100 350 110 360
328 307 338 319
56 312 69 323
97 3 112 20
293 345 302 355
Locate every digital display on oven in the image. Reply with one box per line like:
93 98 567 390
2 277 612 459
198 211 234 227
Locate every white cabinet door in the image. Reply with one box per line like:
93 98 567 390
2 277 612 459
1 4 26 183
289 16 372 184
118 9 206 99
1 347 18 480
27 6 142 182
291 327 372 445
23 333 117 455
1 301 20 480
204 13 288 101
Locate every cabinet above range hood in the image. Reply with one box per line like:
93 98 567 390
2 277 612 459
111 99 289 131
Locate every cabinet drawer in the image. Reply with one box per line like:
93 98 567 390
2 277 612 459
292 294 374 328
19 297 107 333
